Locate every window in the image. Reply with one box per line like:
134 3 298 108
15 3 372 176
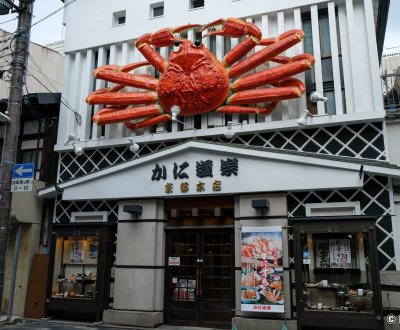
190 0 204 9
51 235 99 300
21 148 41 179
151 2 164 18
112 10 126 26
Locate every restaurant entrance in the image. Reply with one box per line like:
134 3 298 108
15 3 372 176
165 229 234 328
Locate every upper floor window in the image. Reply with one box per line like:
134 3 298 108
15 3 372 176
112 10 126 26
190 0 204 9
151 2 164 18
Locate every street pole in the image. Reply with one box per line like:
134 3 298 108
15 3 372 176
0 0 34 312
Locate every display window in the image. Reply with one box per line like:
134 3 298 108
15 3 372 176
51 235 98 300
292 216 384 330
300 232 374 313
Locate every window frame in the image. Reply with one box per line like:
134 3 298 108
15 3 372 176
150 2 164 18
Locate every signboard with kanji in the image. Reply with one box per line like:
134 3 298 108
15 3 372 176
11 163 35 192
241 226 284 313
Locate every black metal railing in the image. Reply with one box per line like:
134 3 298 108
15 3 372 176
381 69 400 112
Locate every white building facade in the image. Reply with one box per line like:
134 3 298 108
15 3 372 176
40 0 400 329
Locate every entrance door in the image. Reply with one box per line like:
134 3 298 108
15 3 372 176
165 229 234 329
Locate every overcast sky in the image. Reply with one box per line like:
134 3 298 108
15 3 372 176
0 0 399 48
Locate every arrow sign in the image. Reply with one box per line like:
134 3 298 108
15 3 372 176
12 163 35 179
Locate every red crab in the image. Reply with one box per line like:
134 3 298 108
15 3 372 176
86 17 315 130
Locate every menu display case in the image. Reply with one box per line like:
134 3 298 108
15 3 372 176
46 223 115 321
52 235 98 300
292 216 384 330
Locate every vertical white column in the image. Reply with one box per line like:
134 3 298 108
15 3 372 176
338 5 354 114
68 52 84 137
215 35 225 127
119 42 130 138
328 1 344 115
261 14 271 123
294 8 307 117
57 54 72 144
277 11 289 120
364 0 384 112
311 5 324 115
230 37 239 124
80 49 96 141
184 29 195 130
91 47 107 139
105 44 118 139
345 0 357 114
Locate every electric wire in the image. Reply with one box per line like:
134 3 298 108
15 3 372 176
27 71 82 125
29 0 77 28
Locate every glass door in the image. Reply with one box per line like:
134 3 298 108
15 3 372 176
165 229 234 328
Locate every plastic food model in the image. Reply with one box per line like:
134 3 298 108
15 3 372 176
86 17 315 129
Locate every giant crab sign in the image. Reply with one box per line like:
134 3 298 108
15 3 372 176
86 17 315 129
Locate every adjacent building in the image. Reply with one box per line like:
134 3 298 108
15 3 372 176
0 28 64 317
39 1 399 329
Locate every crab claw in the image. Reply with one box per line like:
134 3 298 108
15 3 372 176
137 23 201 48
201 17 261 41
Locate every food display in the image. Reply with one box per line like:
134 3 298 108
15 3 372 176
303 281 374 313
241 227 284 312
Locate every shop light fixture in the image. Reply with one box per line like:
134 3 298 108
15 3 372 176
64 132 85 157
224 121 243 139
170 105 196 130
128 137 140 153
297 91 331 127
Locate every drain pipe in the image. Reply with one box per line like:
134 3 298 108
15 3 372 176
7 224 22 320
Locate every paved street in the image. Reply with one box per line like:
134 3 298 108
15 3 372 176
0 319 223 330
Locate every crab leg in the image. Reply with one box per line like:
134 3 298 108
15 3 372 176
232 54 315 92
216 103 278 115
93 105 164 125
93 61 158 91
229 30 305 78
202 18 262 67
227 78 305 105
86 91 158 106
136 24 200 73
126 114 171 130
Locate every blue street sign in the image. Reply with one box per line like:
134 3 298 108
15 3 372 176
12 163 35 179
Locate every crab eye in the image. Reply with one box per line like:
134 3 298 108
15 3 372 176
173 41 181 52
194 40 202 47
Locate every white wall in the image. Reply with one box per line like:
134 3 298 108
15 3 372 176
0 29 64 99
58 0 385 146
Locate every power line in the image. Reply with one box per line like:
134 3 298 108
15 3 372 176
30 0 77 28
0 17 18 25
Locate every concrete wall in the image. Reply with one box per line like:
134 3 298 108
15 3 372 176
2 223 40 316
103 199 165 327
234 193 290 329
0 29 64 100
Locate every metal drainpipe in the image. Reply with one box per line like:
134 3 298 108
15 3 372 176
7 223 22 320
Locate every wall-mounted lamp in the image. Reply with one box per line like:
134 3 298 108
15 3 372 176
224 121 242 139
128 137 140 153
297 110 312 127
252 199 270 216
171 105 181 122
64 132 85 157
123 204 143 214
298 91 332 127
224 121 235 139
309 91 328 103
170 105 196 130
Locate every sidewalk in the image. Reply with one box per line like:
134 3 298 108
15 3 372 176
0 316 225 330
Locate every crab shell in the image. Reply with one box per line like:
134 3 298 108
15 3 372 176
158 40 230 116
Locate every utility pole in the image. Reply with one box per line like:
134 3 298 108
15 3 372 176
0 0 34 310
